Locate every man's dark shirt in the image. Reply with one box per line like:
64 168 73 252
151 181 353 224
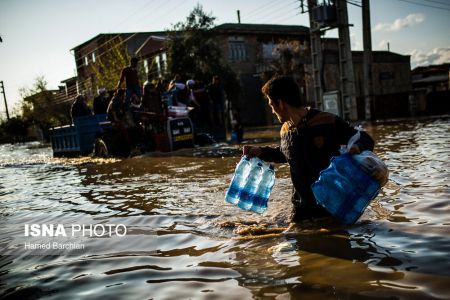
259 108 375 221
121 67 139 87
71 100 91 122
93 95 109 115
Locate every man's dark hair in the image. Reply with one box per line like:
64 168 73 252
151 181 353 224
261 75 304 107
130 57 139 64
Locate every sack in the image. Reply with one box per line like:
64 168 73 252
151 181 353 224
342 128 389 187
352 151 389 187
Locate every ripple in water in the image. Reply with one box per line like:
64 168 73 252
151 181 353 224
1 118 449 299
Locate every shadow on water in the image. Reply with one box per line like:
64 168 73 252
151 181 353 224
1 118 450 299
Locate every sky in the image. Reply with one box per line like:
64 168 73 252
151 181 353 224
0 0 449 118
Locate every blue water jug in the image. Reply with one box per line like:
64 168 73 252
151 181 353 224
225 156 252 205
251 164 275 214
237 161 264 210
311 153 380 224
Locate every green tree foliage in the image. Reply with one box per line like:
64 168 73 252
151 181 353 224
166 4 241 106
89 36 131 91
18 76 71 138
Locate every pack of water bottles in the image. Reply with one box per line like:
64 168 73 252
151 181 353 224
311 153 381 224
311 130 388 224
225 156 275 214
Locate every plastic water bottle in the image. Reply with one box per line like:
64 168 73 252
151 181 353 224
251 164 275 214
225 156 252 205
237 160 264 210
311 153 380 224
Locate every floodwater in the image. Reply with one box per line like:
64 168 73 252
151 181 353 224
0 118 449 300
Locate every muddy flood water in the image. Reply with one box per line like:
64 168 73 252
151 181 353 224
1 117 449 299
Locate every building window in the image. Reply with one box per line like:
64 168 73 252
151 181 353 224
262 42 277 59
155 56 161 77
143 59 149 74
228 36 248 62
92 52 96 63
84 56 88 66
161 53 167 73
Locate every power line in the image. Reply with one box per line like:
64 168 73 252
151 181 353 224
245 0 291 22
393 0 450 11
242 0 284 20
246 0 298 23
257 2 303 25
71 0 192 68
109 0 159 32
346 0 362 8
423 0 450 6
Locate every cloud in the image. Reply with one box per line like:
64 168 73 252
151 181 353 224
410 47 450 68
350 32 362 50
378 40 389 49
373 13 424 32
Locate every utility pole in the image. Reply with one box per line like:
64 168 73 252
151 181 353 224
0 81 10 120
362 0 373 120
307 0 324 110
303 0 357 121
336 0 358 121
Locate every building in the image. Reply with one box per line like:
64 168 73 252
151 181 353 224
411 63 450 115
69 23 415 124
318 41 412 120
213 23 310 125
72 32 166 97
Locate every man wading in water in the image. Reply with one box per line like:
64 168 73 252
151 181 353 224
243 75 375 223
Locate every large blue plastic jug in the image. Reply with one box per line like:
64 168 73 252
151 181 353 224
311 153 380 224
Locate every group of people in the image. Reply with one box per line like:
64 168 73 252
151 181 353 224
70 57 228 130
164 73 227 128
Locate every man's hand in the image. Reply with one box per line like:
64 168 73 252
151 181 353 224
242 145 262 157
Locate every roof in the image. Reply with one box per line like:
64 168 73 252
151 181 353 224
60 76 77 84
135 36 167 57
412 63 450 75
213 23 309 35
352 51 411 63
72 23 311 51
412 74 448 84
71 31 167 51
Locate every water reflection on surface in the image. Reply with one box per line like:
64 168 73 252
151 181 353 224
1 118 449 299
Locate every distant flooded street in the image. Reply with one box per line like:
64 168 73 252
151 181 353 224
1 117 449 299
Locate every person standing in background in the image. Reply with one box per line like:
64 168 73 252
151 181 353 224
117 57 141 109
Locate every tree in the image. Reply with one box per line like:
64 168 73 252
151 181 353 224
271 40 310 104
165 4 241 106
89 36 131 91
18 76 71 139
0 117 29 143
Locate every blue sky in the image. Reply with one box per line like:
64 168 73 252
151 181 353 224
0 0 449 117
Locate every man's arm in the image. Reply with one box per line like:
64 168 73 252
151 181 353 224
116 68 125 89
243 145 287 163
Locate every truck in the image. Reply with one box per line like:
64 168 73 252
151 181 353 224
49 109 199 157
